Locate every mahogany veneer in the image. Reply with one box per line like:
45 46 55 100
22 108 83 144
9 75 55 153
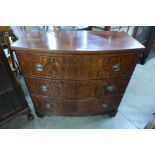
11 30 145 117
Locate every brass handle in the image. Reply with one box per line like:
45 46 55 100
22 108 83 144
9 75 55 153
41 85 48 92
35 63 44 71
105 85 114 92
101 104 110 109
46 104 51 109
46 103 58 109
112 64 120 72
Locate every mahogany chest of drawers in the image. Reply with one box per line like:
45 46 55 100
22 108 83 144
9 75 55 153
11 30 145 117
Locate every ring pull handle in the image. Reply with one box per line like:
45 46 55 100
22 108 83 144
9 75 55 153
105 85 114 92
46 103 58 109
112 64 120 72
101 103 110 109
41 85 48 92
35 63 44 72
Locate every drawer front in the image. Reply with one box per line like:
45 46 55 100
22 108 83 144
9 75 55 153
32 95 122 115
17 53 138 79
52 54 138 79
25 77 130 99
17 54 52 77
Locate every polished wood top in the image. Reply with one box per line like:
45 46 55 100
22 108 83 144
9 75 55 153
11 30 145 53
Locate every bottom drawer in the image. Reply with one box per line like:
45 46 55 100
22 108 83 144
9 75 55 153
32 95 122 115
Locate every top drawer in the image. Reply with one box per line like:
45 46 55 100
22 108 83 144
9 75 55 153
17 53 139 79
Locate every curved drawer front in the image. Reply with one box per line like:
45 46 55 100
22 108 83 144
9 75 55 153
32 95 122 115
17 53 138 79
52 54 138 79
17 54 52 77
25 77 130 99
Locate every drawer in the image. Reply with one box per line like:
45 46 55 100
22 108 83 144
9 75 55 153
17 54 52 77
17 53 138 79
32 95 122 115
52 55 138 79
25 77 130 99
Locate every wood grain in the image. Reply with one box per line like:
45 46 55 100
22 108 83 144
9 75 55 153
11 30 145 53
11 30 145 117
32 95 122 115
17 53 138 79
51 54 138 79
25 76 130 99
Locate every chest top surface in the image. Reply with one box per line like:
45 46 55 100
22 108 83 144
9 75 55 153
11 30 145 53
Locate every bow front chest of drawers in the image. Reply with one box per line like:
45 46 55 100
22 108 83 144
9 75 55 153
11 30 145 117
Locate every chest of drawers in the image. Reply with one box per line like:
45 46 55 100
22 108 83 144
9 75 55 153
11 30 145 117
